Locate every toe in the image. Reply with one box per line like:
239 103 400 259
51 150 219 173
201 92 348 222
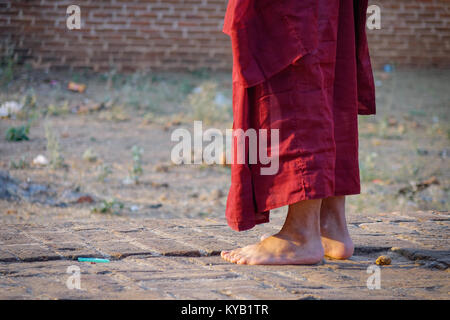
229 251 243 263
224 253 234 262
229 254 239 263
228 249 242 260
222 249 241 263
236 255 248 264
220 251 228 261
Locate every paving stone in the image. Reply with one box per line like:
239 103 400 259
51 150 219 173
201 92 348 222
25 231 83 243
180 237 236 254
359 222 421 235
46 242 103 259
0 278 34 299
0 211 448 299
2 244 60 262
75 229 124 242
0 249 18 262
0 232 37 245
391 247 450 267
351 234 416 249
93 241 150 258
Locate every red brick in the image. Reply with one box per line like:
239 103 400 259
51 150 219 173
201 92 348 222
1 0 448 71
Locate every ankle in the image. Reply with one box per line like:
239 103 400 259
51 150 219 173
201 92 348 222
278 227 321 244
321 218 351 238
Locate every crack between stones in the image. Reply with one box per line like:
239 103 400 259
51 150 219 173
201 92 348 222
0 249 223 264
1 245 446 267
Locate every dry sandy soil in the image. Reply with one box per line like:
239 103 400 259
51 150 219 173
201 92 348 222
0 67 449 225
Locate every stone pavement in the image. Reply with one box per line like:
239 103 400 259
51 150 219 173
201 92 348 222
0 210 448 299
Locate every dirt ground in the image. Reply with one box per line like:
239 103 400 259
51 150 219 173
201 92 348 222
0 67 449 225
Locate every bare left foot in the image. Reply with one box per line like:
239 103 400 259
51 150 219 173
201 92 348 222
221 199 324 265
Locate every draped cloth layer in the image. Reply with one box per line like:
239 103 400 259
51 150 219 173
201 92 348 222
223 0 376 231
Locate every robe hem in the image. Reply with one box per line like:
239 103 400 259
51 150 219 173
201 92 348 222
227 216 270 232
227 187 361 232
358 110 376 115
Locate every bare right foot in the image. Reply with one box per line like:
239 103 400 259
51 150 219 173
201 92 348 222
320 196 354 260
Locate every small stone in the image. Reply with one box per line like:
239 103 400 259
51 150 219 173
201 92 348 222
82 148 98 162
32 155 49 166
199 193 209 201
376 255 392 265
151 181 169 188
122 177 134 185
76 195 94 204
60 189 95 204
111 252 122 259
210 189 224 200
387 117 398 126
154 163 170 172
0 101 23 117
67 81 86 93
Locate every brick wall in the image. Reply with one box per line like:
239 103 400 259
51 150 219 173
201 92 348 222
367 0 450 67
0 0 449 72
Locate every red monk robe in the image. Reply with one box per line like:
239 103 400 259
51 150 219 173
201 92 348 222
223 0 376 231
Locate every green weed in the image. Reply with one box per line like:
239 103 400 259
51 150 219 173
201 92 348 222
5 124 29 141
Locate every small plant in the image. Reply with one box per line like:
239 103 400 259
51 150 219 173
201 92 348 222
9 155 29 169
187 81 231 124
82 147 98 163
377 117 389 139
0 40 17 86
22 90 37 108
0 56 15 86
91 198 124 215
5 124 29 141
44 121 65 169
97 163 112 182
99 105 130 122
46 101 70 116
128 145 144 184
17 90 40 122
360 152 379 182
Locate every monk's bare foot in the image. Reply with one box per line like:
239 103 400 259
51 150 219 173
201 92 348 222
221 233 323 265
221 199 324 265
320 196 354 260
321 233 354 260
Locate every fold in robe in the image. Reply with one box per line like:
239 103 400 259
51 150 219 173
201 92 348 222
223 0 376 231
